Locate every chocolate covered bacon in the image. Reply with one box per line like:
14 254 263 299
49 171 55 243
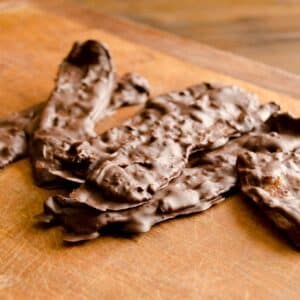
4 38 298 248
238 150 300 248
50 72 150 182
87 84 279 204
40 135 247 240
39 85 278 227
29 40 116 187
28 40 150 187
0 71 149 174
42 112 300 243
0 104 42 168
109 72 150 110
237 114 300 248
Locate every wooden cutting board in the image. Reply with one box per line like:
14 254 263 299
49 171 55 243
1 1 300 299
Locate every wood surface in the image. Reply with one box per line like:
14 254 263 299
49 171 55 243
30 0 300 100
77 0 300 76
0 1 300 299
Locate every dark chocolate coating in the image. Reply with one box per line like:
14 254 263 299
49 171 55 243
238 150 300 249
237 114 300 248
41 136 244 240
109 72 150 110
87 84 279 203
51 72 151 182
30 40 116 187
41 112 300 243
0 71 149 175
0 104 43 168
236 113 300 248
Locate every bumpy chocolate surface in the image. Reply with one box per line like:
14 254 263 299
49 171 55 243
0 71 149 175
109 72 150 110
30 40 116 187
41 131 279 241
40 112 298 242
38 112 300 243
61 84 277 186
237 113 300 248
50 72 150 183
238 150 300 248
87 84 279 203
40 136 245 241
0 104 42 168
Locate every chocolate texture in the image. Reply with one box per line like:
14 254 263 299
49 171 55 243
87 84 279 204
238 150 300 248
29 41 150 187
0 71 149 174
237 114 300 248
40 136 245 241
0 104 42 168
40 111 296 243
30 40 116 187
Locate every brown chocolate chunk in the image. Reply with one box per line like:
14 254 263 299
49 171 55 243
235 113 300 248
30 40 116 187
237 150 300 248
87 84 279 203
239 114 300 155
0 104 43 168
109 72 150 110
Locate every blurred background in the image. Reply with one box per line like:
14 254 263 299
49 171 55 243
75 0 300 75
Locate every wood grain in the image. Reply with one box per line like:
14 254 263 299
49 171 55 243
77 0 300 75
0 3 300 300
30 0 300 100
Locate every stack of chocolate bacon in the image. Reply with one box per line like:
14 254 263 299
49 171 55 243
1 40 300 248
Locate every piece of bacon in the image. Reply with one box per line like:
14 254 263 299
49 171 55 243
30 40 115 187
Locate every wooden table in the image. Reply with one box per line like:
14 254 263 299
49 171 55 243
78 0 300 76
0 1 300 299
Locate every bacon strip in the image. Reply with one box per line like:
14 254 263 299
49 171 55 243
87 84 279 204
237 117 300 249
40 112 300 243
30 40 115 187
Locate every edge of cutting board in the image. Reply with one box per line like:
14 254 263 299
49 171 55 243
20 0 300 100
